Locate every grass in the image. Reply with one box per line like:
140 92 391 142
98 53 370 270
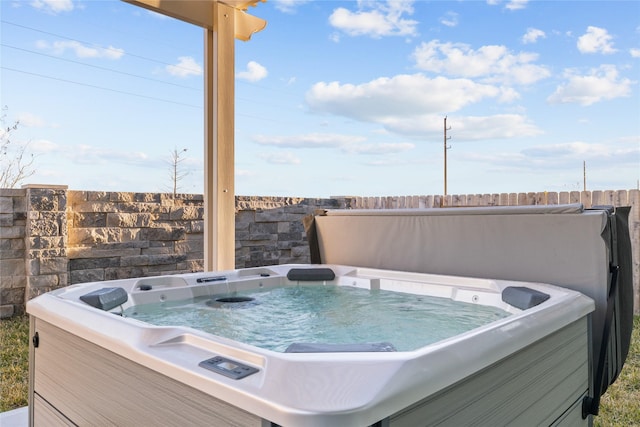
0 314 29 412
1 315 639 423
595 315 640 427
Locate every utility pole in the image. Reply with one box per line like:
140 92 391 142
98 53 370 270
583 160 586 192
444 116 452 197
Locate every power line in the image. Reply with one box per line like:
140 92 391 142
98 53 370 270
2 44 201 92
2 20 197 72
2 20 303 122
1 66 202 109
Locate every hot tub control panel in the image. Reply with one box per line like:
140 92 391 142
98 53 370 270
199 356 259 380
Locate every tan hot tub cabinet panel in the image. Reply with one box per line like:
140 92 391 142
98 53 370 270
122 0 266 271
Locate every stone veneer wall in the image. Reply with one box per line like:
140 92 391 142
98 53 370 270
1 186 638 317
67 191 206 285
0 188 27 318
0 186 344 317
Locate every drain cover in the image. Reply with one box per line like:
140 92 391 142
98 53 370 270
216 296 254 303
206 296 256 309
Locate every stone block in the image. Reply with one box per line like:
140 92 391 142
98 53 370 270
120 202 165 214
250 222 278 234
142 226 186 241
107 212 153 228
29 236 65 250
84 191 109 201
105 267 146 281
277 222 290 233
1 287 24 304
174 240 203 254
291 245 309 258
0 189 25 197
190 220 204 233
278 232 302 242
31 248 66 259
235 221 250 232
95 241 149 251
0 197 13 213
67 247 140 259
120 255 150 267
185 260 204 272
70 269 104 284
29 214 63 237
69 257 120 270
169 206 203 221
40 257 68 274
0 249 24 260
142 246 171 255
28 192 57 211
1 225 24 239
109 192 134 202
134 193 161 203
29 274 59 289
236 210 255 224
247 234 277 242
148 253 187 266
0 304 15 319
290 221 305 232
0 213 14 226
0 275 26 289
1 259 25 276
255 208 286 222
73 212 107 227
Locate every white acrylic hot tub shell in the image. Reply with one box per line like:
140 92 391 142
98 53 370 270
27 264 594 427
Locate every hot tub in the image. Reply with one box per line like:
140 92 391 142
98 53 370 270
27 264 594 427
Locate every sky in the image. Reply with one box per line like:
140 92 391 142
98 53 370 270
1 0 639 198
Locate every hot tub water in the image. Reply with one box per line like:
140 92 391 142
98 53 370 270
124 285 510 352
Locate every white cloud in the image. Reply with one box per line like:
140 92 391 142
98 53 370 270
522 28 545 44
29 141 151 166
253 133 365 149
329 0 418 39
630 48 640 58
522 142 611 158
16 112 46 128
547 65 633 106
577 26 617 54
342 142 415 155
439 11 458 28
272 0 311 14
412 40 550 85
258 151 301 165
166 56 202 78
70 145 149 165
486 0 529 11
30 139 59 153
515 140 640 171
385 113 542 140
306 74 502 124
305 74 541 140
30 0 73 13
236 61 268 82
253 133 414 156
505 0 528 11
36 40 124 59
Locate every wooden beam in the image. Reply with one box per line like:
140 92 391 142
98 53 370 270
123 0 265 40
204 2 236 271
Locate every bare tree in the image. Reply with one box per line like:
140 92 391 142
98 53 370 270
1 106 35 188
167 147 188 198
